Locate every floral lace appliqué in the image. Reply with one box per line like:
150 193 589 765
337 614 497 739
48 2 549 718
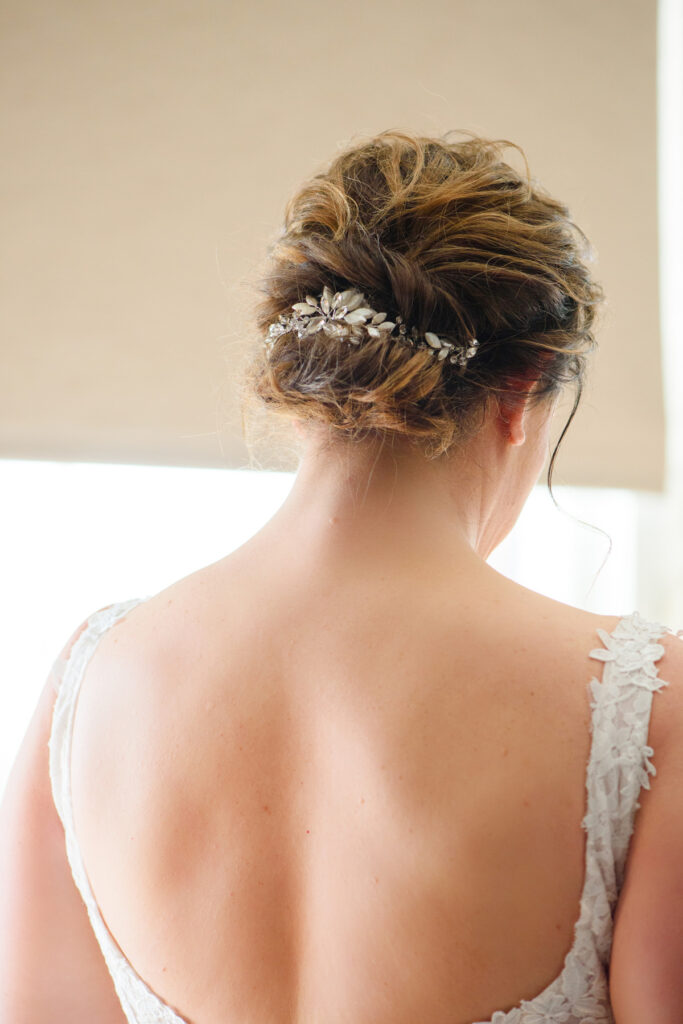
472 610 673 1024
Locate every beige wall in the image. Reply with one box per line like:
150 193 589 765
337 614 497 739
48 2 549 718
0 0 664 488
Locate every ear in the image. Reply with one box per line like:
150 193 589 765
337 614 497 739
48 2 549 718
500 399 527 447
496 376 540 447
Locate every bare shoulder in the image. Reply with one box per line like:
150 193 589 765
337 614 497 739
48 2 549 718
649 626 683 753
481 569 625 666
500 587 683 1019
609 626 683 1022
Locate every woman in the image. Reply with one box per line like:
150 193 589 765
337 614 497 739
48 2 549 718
1 130 681 1024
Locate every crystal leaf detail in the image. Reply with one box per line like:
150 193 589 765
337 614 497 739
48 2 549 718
263 288 479 371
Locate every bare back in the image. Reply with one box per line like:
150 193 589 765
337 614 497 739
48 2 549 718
66 542 680 1024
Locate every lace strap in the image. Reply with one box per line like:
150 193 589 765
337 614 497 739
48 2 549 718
49 600 143 822
48 597 185 1024
585 611 673 919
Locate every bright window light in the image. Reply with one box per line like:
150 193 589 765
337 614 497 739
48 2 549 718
0 458 295 794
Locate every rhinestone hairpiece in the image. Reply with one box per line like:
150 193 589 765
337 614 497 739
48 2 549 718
264 286 479 369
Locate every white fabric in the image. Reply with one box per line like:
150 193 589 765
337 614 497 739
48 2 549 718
48 599 674 1024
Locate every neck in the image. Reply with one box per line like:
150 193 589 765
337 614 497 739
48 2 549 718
264 427 520 566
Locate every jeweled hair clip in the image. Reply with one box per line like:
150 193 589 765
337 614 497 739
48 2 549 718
264 286 479 369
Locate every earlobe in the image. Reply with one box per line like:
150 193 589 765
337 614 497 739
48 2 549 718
499 401 527 447
498 373 542 447
508 413 526 447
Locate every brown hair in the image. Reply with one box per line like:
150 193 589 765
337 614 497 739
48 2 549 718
239 128 605 486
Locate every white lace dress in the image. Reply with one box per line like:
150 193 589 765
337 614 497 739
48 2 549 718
49 599 675 1024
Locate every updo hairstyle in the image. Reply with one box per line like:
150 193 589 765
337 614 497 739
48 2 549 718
240 129 605 480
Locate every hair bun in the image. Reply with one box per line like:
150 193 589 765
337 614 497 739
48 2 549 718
240 128 604 462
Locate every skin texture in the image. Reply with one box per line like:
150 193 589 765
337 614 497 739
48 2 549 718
1 386 681 1023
